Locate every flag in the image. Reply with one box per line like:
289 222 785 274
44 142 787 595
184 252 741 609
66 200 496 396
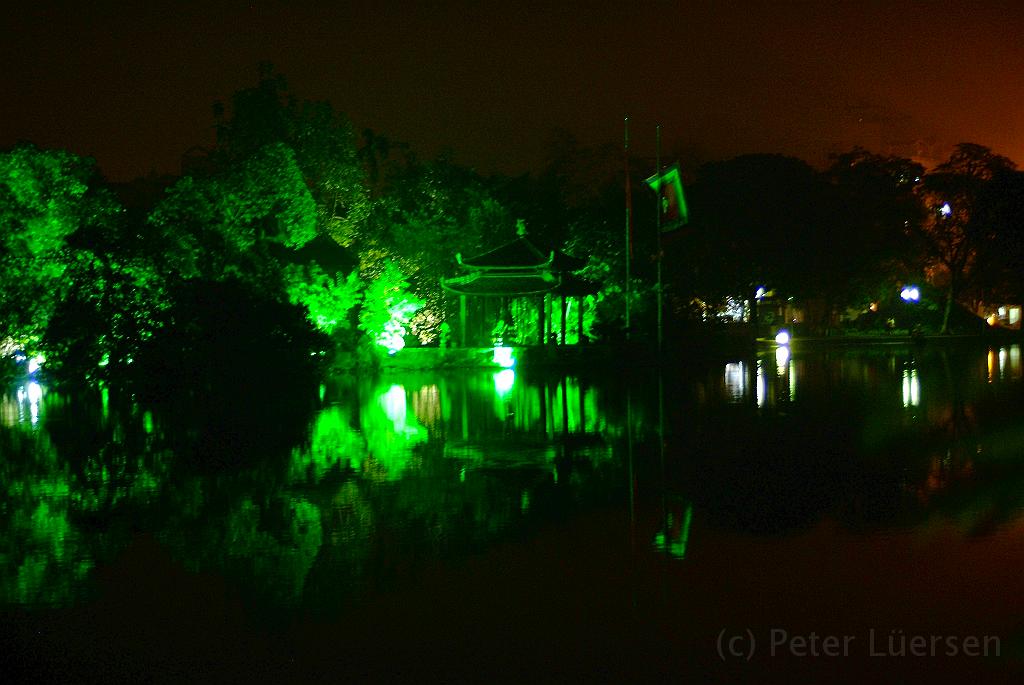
646 164 689 231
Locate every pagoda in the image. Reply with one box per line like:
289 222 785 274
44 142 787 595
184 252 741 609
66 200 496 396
441 222 598 347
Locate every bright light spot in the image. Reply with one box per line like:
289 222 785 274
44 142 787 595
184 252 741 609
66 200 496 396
377 384 420 438
775 329 790 345
900 286 920 302
28 355 45 375
381 385 407 423
26 382 42 425
755 286 766 300
869 302 878 312
143 411 154 434
789 355 797 401
756 359 766 408
379 321 407 355
988 314 998 326
775 345 790 373
902 368 920 408
724 362 747 402
492 346 516 368
939 203 952 217
493 369 516 397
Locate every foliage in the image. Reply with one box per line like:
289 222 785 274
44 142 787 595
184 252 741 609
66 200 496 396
354 154 514 343
915 143 1017 331
283 263 363 335
148 142 317 285
213 64 370 245
0 145 119 351
358 261 424 355
823 148 925 313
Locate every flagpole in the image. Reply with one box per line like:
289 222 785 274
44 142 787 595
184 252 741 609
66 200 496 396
624 116 632 342
655 124 663 356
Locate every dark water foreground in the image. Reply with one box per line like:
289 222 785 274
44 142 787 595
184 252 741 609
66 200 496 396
2 344 1024 683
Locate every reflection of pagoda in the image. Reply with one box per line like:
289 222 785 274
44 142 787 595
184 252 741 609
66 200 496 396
441 222 598 347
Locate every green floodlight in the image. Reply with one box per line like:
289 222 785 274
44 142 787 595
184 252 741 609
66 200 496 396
492 346 516 368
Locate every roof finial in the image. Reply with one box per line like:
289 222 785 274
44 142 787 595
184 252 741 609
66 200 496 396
516 218 527 237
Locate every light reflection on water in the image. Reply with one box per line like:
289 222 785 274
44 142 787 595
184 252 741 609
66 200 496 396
2 344 1024 617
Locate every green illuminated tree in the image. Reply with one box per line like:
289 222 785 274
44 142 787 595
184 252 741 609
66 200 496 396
283 263 363 336
358 260 424 355
213 64 370 245
355 155 513 343
148 142 317 285
0 145 119 351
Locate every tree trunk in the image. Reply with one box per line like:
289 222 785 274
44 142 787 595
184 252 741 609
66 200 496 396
941 280 954 334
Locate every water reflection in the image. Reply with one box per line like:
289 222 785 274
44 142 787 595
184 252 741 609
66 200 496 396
4 345 1024 613
987 344 1022 383
902 364 920 408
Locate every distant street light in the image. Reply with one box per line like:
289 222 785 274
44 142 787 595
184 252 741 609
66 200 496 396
900 286 920 302
939 203 952 217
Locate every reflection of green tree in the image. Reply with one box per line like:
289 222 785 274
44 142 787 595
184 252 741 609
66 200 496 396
291 406 366 482
0 387 171 606
225 496 322 604
0 421 88 605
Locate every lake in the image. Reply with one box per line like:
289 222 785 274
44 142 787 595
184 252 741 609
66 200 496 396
2 343 1023 682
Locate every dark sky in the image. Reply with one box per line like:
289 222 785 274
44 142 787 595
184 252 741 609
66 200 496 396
4 1 1023 182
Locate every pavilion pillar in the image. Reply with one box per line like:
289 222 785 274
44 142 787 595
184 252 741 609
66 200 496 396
459 295 467 347
537 295 545 346
545 295 552 346
576 296 584 345
560 294 567 346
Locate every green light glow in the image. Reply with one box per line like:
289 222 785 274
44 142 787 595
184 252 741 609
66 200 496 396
492 346 516 368
291 406 366 481
359 261 423 356
493 369 516 397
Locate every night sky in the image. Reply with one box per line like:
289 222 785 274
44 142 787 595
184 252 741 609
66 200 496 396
5 1 1023 182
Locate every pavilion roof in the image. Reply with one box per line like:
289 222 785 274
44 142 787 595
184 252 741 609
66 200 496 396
441 271 558 296
458 235 587 272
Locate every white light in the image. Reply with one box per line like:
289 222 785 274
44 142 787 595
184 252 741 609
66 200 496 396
27 355 45 375
26 382 42 425
900 286 920 302
775 330 790 345
492 346 516 368
493 369 516 397
755 287 766 300
775 345 791 373
939 203 952 217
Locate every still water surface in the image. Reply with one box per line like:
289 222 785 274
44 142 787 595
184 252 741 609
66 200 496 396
2 344 1024 681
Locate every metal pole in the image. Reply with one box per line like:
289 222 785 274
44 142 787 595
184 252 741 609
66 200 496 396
656 124 663 356
624 116 631 341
